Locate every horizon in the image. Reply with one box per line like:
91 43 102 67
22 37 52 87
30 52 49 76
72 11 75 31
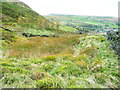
45 13 118 18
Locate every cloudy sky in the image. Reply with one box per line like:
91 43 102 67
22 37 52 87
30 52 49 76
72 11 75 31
19 0 119 17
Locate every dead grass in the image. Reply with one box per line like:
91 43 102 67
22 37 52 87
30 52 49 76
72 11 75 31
4 35 81 58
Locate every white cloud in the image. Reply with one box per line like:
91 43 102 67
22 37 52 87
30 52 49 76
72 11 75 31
20 0 119 17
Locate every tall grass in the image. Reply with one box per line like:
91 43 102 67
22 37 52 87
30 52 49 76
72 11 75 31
3 35 81 58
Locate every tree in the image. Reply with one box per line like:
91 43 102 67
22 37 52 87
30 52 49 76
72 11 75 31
55 20 60 30
50 16 54 22
49 16 55 29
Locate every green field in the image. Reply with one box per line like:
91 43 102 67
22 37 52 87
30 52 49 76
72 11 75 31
45 14 118 32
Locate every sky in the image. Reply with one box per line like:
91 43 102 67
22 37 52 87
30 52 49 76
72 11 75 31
19 0 119 17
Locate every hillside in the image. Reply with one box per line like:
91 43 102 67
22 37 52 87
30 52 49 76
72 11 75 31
45 14 118 33
1 1 55 33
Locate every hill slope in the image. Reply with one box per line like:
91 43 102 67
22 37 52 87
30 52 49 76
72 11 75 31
1 0 55 33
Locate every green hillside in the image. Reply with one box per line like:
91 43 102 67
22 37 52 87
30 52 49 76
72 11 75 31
1 1 55 33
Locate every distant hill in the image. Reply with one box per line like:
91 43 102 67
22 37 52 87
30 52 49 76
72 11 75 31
45 14 118 33
1 0 55 33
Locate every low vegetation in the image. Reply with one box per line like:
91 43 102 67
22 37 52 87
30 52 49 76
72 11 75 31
24 29 55 36
1 33 119 88
3 34 80 58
